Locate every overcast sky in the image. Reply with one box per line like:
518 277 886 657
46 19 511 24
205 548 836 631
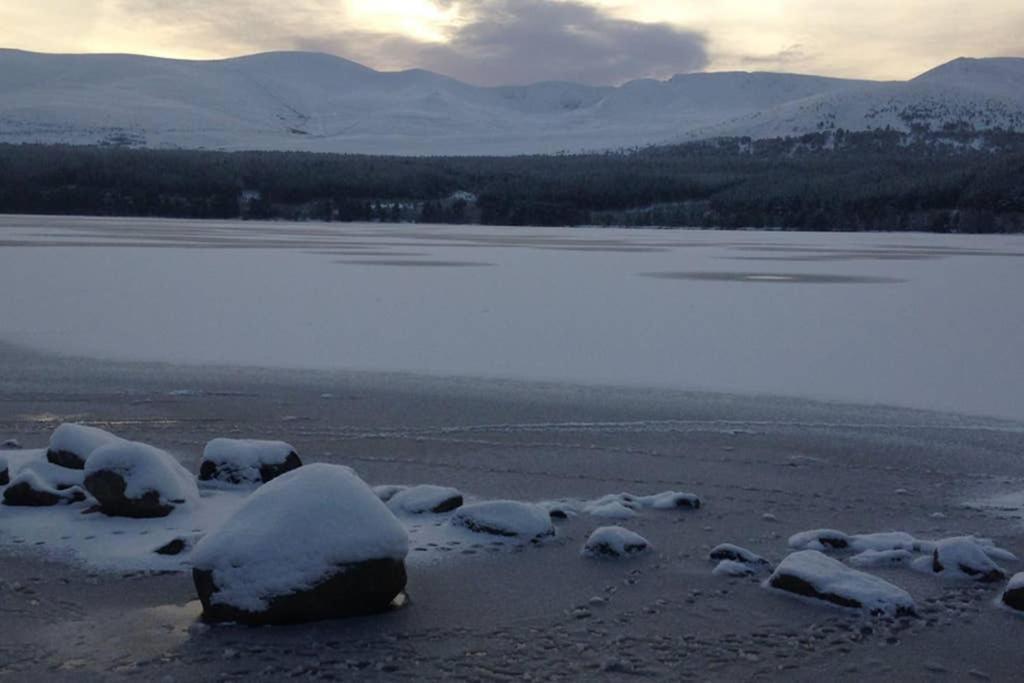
1 0 1021 85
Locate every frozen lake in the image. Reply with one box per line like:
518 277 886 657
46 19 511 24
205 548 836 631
1 215 1023 421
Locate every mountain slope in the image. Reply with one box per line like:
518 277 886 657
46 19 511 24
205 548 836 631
1 49 1023 155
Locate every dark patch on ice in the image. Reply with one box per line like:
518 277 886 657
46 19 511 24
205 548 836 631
334 259 495 268
639 271 905 284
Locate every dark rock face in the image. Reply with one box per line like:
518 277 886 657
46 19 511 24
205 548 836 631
84 470 174 518
47 449 87 470
194 558 407 625
1002 586 1024 611
709 543 770 567
155 538 189 555
549 508 569 520
770 573 863 610
427 494 463 514
3 481 83 506
0 467 8 486
588 541 648 558
198 451 302 486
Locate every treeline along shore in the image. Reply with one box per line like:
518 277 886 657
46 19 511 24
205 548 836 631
1 128 1023 232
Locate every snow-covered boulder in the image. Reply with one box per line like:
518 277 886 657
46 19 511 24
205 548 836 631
848 549 915 569
198 438 302 486
451 501 555 540
710 543 771 568
191 464 408 625
637 491 701 510
927 537 1007 582
1 439 20 450
3 469 85 506
1001 573 1024 612
768 550 916 616
849 532 923 553
84 441 198 518
386 485 463 515
587 500 637 520
582 526 651 559
46 423 123 470
373 485 408 503
714 560 757 577
788 529 850 551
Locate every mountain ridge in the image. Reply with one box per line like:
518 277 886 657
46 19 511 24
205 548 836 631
1 49 1022 155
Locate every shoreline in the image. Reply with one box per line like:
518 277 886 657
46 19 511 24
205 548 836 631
2 343 1024 679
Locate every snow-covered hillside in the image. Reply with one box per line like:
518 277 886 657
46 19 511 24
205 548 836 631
1 49 1022 155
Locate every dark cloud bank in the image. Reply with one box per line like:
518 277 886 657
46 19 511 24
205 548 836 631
122 0 709 85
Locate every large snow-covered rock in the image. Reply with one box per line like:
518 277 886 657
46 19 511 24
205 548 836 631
582 526 651 559
927 537 1007 582
84 441 198 518
768 550 916 616
451 501 555 540
191 464 408 624
386 485 463 515
46 423 123 470
198 438 302 486
1001 573 1024 612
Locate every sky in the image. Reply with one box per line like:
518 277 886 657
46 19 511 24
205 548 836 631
0 0 1021 85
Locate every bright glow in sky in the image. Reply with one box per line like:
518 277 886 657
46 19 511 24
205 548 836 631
0 0 1021 84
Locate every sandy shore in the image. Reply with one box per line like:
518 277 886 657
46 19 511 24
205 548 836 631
1 342 1023 680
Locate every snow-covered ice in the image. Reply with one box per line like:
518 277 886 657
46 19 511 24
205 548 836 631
2 219 1024 422
581 526 650 559
768 550 916 616
191 464 409 612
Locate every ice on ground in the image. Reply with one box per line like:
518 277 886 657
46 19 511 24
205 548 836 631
387 485 463 515
915 536 1008 582
47 423 123 467
582 526 650 559
85 441 199 507
709 543 771 568
848 549 915 569
450 501 555 540
199 438 300 486
768 550 916 616
714 559 757 577
788 529 851 550
191 464 409 612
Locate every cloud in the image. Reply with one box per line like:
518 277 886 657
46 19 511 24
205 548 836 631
112 0 708 86
404 0 709 85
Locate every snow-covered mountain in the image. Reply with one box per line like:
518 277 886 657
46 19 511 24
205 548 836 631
1 49 1022 155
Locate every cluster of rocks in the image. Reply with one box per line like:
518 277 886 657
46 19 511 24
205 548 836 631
709 527 1024 617
2 424 306 517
